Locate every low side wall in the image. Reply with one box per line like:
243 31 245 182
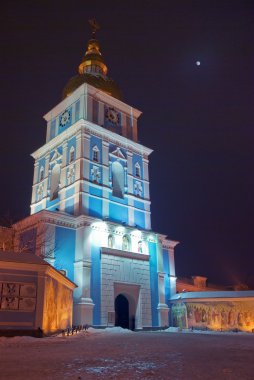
42 275 73 333
170 292 254 332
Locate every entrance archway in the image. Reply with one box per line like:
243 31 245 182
115 294 129 329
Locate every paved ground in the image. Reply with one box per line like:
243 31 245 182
0 329 254 380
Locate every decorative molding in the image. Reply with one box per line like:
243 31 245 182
101 247 149 261
109 147 126 160
49 149 62 164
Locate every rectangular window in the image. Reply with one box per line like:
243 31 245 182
50 119 56 140
75 100 80 122
92 99 99 124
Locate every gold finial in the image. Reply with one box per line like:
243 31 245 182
88 19 100 38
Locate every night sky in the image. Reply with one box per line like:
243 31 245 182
1 1 254 287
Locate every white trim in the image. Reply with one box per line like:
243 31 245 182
171 290 254 301
101 247 149 261
31 120 152 160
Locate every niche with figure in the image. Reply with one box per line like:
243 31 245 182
108 234 114 249
122 235 131 251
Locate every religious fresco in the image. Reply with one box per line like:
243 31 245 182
43 276 73 333
172 300 254 332
171 303 188 329
0 282 36 311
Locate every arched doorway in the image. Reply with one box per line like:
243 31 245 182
115 294 129 329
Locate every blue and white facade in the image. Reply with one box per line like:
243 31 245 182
15 38 179 329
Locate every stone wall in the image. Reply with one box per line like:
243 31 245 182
100 252 152 328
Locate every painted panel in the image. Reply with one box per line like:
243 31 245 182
46 197 60 210
109 202 128 224
126 115 133 140
89 185 102 197
75 100 80 122
134 210 145 229
89 197 102 218
55 227 76 282
65 198 74 215
108 192 127 205
134 200 145 210
149 241 159 326
50 119 56 140
91 245 101 325
66 187 75 198
92 99 99 124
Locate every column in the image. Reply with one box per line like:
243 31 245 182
73 225 94 325
157 238 169 327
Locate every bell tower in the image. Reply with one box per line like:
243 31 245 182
30 21 152 230
15 21 178 329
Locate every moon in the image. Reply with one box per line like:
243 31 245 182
196 61 201 66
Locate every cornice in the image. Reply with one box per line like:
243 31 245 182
43 83 142 122
31 120 152 160
101 247 149 261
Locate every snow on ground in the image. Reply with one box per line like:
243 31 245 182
0 329 254 379
162 326 254 335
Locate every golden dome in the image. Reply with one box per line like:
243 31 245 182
63 26 122 100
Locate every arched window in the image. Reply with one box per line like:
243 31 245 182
50 164 61 201
92 145 99 162
112 161 124 198
108 234 114 248
135 162 141 178
122 235 131 251
69 146 75 163
39 166 44 182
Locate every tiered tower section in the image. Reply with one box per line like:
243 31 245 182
31 35 152 230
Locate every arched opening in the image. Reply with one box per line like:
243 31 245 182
115 294 129 329
50 164 60 200
122 234 131 251
112 161 124 198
